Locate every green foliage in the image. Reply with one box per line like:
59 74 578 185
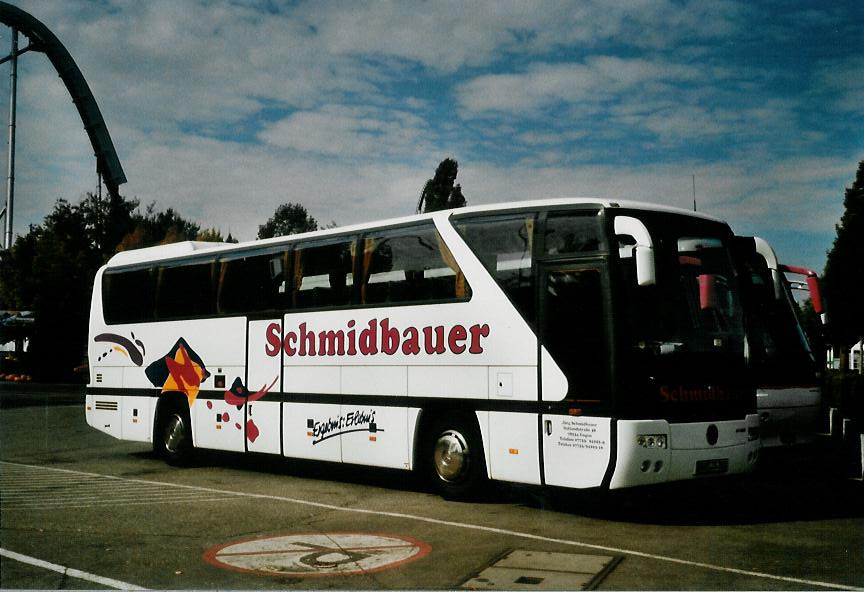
0 193 228 381
2 191 315 381
117 203 200 251
258 202 318 239
417 158 468 214
196 227 238 243
823 160 864 350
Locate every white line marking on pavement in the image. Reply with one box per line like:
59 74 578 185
0 462 247 511
1 461 858 591
0 548 146 590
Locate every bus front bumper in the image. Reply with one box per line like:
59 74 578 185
609 415 761 489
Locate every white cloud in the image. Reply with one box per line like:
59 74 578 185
258 105 432 160
812 56 864 115
1 0 856 278
456 58 705 115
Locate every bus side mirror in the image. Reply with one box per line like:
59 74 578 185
806 276 823 315
635 245 656 287
699 274 718 310
615 216 656 287
779 263 824 316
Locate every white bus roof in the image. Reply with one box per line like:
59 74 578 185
103 198 724 269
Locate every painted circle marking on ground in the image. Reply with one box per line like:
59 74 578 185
203 532 431 577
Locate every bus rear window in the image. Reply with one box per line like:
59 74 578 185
102 268 156 324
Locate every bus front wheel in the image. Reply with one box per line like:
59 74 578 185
426 415 488 500
155 405 192 465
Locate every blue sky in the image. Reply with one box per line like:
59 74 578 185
1 0 861 273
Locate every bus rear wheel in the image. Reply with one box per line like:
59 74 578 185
155 405 192 465
426 416 488 500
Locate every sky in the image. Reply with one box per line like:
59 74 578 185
0 0 861 274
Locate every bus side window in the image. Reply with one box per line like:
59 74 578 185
456 214 536 325
360 223 468 305
544 212 603 255
154 261 215 321
217 251 289 315
292 239 356 310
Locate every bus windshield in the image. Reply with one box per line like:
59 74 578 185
736 246 817 385
615 211 751 422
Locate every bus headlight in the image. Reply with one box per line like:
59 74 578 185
636 434 667 449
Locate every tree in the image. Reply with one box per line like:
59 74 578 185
196 228 238 243
1 198 105 381
823 160 864 371
77 191 138 258
417 158 468 214
116 203 201 251
1 192 231 381
258 203 318 239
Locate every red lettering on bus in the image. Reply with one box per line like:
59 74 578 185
468 323 490 353
381 318 399 355
284 331 298 356
346 319 357 355
265 322 281 357
299 322 316 356
402 326 421 355
359 319 378 355
448 324 467 354
269 318 491 358
424 326 446 354
319 330 345 356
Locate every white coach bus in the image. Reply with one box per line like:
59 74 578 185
734 236 823 448
86 199 760 498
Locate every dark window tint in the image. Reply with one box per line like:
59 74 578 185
217 251 288 315
292 239 356 309
361 223 469 305
456 214 535 323
542 267 608 401
102 268 156 324
544 212 603 256
154 262 215 320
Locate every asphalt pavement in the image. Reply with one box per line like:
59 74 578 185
0 386 862 590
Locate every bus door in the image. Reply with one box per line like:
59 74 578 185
245 318 282 454
538 261 614 489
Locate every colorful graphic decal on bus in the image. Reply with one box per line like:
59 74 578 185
309 409 381 445
266 318 491 358
145 338 210 406
215 376 279 443
223 376 278 406
94 332 146 366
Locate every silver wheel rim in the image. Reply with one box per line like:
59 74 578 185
164 414 186 453
433 430 469 482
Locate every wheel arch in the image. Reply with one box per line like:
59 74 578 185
411 403 491 479
153 392 193 446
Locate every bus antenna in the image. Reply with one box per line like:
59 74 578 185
692 175 697 212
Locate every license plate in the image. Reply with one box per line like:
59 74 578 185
695 458 729 476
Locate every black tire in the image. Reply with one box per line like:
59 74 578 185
425 414 488 500
154 404 193 465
